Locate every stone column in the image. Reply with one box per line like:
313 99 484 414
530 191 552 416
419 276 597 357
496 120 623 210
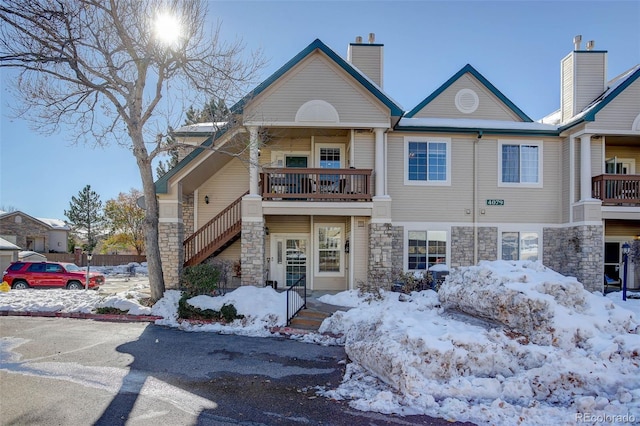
158 186 184 288
368 223 394 288
240 195 264 286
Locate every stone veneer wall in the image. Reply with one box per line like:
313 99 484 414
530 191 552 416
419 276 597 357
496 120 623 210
478 227 498 261
369 223 394 286
544 225 603 293
391 225 404 272
182 194 194 239
241 221 264 286
159 221 184 288
451 226 474 267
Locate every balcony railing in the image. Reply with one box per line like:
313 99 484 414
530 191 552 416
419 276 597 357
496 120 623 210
261 168 372 201
592 174 640 206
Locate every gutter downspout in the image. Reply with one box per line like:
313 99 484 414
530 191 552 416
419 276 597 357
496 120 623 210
474 131 482 265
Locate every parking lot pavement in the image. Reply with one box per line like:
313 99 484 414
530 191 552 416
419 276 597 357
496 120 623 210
98 276 152 297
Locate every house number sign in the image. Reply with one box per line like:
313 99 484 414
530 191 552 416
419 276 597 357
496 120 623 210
486 199 505 206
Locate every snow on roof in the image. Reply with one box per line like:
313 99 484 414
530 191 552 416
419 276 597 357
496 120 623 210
0 237 20 250
398 117 559 132
0 210 69 230
174 122 228 134
37 217 70 230
538 109 562 125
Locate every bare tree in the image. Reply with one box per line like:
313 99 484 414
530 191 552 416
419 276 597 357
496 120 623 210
0 0 265 300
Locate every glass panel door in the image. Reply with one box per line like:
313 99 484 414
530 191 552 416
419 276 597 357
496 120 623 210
285 239 307 286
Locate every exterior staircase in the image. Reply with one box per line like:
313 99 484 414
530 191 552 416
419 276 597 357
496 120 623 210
183 192 248 267
287 296 347 332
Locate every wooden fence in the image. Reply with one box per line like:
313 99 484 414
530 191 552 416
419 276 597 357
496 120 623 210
46 253 146 267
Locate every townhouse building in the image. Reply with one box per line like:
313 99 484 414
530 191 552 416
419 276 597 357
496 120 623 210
155 35 640 294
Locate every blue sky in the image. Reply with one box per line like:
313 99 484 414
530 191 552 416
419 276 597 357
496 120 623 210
1 0 639 220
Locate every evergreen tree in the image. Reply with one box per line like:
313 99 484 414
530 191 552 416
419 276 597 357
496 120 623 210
156 99 230 179
64 185 105 253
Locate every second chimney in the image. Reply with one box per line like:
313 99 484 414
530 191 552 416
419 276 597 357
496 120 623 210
347 33 384 87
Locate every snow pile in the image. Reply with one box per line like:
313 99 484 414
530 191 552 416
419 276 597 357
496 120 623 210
152 286 299 337
439 260 638 348
0 289 152 315
319 261 640 425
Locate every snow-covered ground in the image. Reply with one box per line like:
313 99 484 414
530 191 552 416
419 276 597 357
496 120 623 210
1 260 639 425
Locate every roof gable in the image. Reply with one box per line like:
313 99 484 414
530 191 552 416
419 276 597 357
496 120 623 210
405 64 532 122
559 64 640 131
231 39 403 117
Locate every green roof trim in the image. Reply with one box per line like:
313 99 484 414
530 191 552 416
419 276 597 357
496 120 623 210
559 65 640 131
394 125 559 137
154 134 215 194
405 64 532 122
230 39 403 116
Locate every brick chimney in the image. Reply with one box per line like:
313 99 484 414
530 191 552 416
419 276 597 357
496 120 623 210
560 35 607 122
347 33 384 88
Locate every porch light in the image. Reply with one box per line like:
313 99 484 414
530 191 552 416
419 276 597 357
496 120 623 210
622 242 630 301
85 252 93 291
204 195 209 204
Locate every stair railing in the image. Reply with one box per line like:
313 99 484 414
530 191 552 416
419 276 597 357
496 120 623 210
286 274 307 325
183 191 248 267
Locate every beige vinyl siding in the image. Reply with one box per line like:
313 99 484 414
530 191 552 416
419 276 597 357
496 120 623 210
245 53 389 125
574 141 581 203
574 53 606 113
196 158 248 228
605 220 640 236
265 216 311 234
561 55 574 122
410 74 522 121
214 240 241 262
591 81 640 130
591 138 604 176
353 131 375 169
477 138 562 223
561 139 571 223
387 133 474 223
388 134 562 223
353 217 369 285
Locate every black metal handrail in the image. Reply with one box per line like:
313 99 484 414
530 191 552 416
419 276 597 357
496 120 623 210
286 274 307 326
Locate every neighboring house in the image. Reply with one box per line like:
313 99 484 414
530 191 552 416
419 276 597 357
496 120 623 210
0 210 71 254
155 35 640 293
0 237 20 273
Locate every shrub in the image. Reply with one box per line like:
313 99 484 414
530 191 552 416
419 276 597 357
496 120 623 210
181 263 221 296
95 307 128 315
177 293 244 322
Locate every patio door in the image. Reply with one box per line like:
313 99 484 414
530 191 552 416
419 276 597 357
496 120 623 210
605 240 638 290
606 157 635 174
270 235 308 288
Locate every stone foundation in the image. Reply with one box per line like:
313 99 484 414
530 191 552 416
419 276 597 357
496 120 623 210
543 225 603 293
478 227 498 261
241 220 265 286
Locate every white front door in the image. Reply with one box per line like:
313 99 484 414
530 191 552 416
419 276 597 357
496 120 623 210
270 235 309 288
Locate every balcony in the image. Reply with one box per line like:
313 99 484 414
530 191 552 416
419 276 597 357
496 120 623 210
592 174 640 206
261 168 372 201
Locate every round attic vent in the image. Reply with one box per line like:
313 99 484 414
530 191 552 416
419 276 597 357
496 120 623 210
455 88 479 114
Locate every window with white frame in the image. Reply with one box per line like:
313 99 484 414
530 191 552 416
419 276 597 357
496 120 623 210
404 137 451 185
408 230 447 270
316 224 343 275
501 231 539 261
498 141 542 187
